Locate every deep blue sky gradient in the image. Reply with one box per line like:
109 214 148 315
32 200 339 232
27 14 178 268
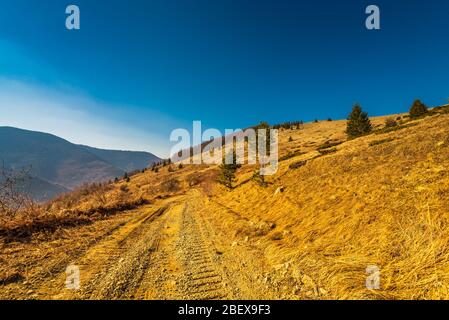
0 0 448 153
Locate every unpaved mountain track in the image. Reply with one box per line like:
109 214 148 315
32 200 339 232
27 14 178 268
32 204 170 299
177 203 231 299
133 201 232 300
28 192 279 300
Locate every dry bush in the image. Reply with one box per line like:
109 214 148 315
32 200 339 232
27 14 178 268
50 182 114 211
119 184 129 193
0 165 34 219
384 117 397 128
1 195 150 242
289 160 307 170
186 173 202 187
317 140 343 151
318 147 337 155
161 178 181 193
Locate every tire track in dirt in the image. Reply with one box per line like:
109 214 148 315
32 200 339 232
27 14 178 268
133 192 275 300
132 201 231 300
176 203 231 300
83 206 168 299
30 192 278 300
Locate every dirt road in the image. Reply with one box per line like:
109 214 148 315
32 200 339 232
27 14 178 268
20 191 290 300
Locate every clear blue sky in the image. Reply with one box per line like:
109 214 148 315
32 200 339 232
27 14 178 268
0 0 448 156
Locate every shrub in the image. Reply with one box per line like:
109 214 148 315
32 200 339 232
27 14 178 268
187 174 201 187
0 166 34 219
346 104 372 138
375 122 418 135
162 178 180 193
318 147 337 155
369 138 395 147
384 117 397 128
289 160 307 169
317 140 343 151
409 99 428 118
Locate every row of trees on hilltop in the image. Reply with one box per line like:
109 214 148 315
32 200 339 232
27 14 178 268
272 121 304 130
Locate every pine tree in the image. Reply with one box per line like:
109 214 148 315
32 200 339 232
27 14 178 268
409 99 428 118
346 104 372 138
217 151 241 189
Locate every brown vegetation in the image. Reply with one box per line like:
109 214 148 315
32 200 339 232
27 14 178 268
3 104 449 299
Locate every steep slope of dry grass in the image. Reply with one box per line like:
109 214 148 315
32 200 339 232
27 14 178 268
210 112 449 299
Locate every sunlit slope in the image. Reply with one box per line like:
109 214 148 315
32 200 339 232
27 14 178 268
209 112 449 299
42 109 449 299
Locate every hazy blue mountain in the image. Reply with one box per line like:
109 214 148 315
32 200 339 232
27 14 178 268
0 126 160 201
78 145 160 173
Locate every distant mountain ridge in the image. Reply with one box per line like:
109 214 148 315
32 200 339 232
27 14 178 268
0 126 161 201
78 145 160 173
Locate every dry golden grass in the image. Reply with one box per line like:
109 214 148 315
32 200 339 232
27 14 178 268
3 107 449 299
208 111 449 299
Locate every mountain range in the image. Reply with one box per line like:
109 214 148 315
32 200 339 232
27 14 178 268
0 126 161 201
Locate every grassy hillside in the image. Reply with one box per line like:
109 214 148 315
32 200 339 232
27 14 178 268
104 107 449 299
210 111 449 299
2 107 449 299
